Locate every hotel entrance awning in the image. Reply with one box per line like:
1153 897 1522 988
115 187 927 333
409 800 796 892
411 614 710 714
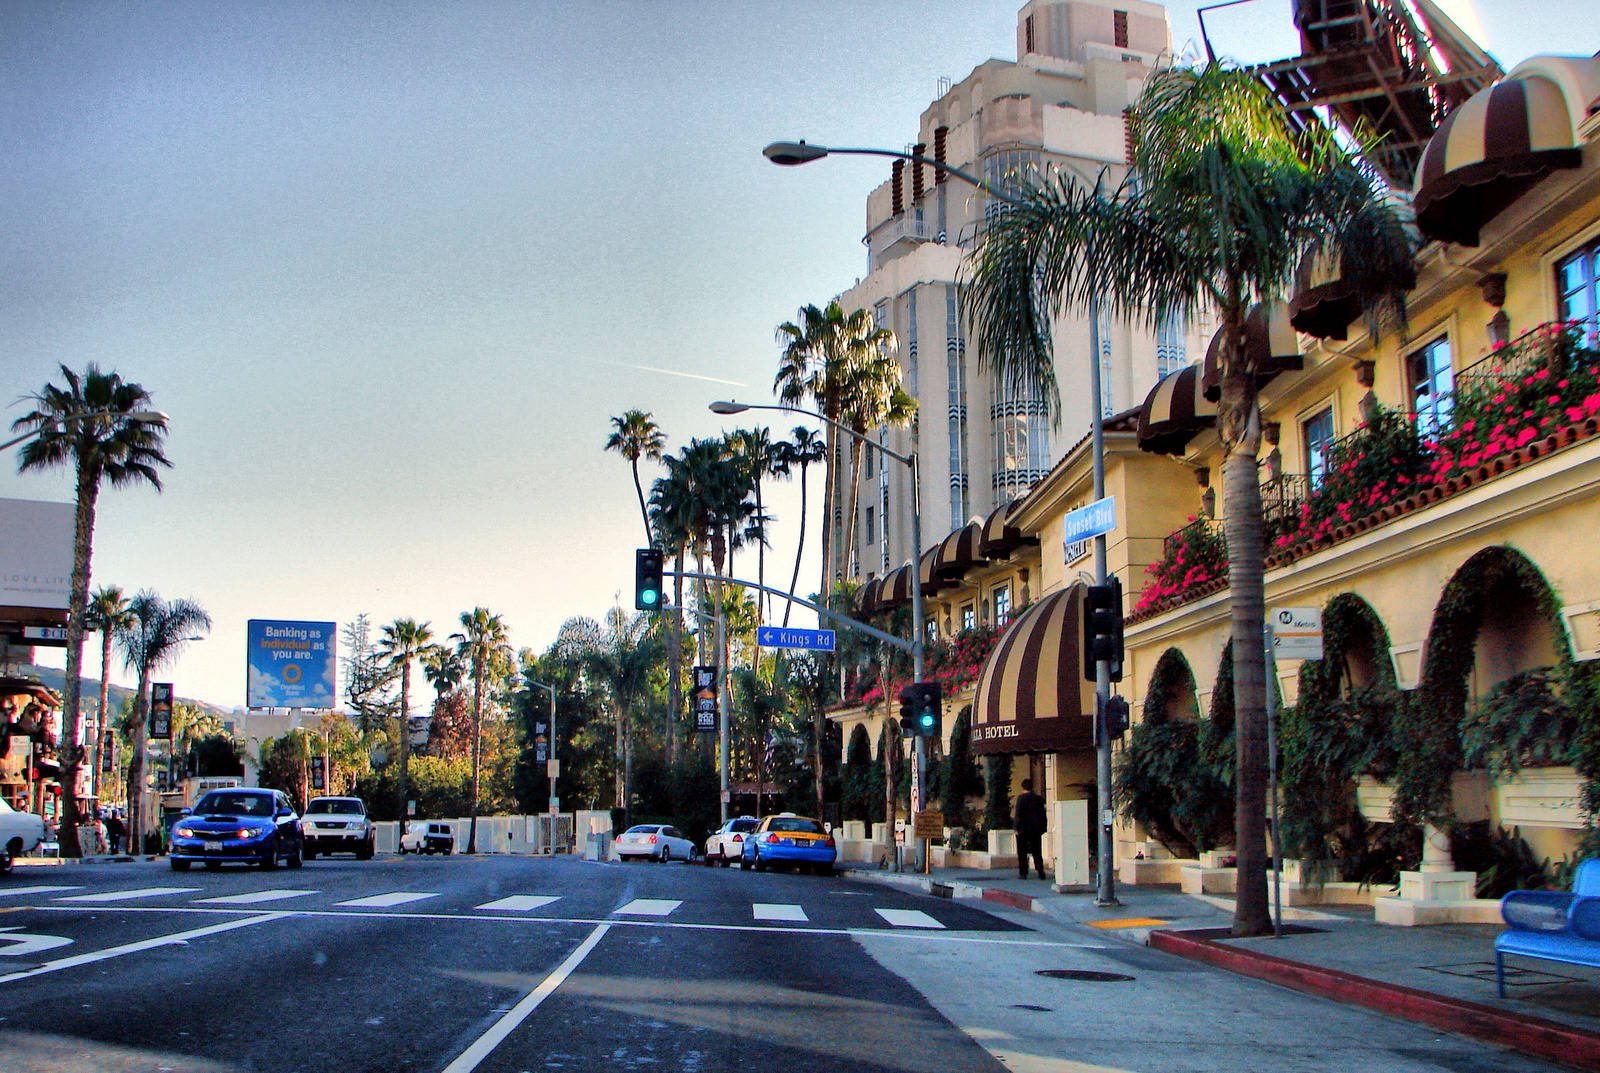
970 585 1096 756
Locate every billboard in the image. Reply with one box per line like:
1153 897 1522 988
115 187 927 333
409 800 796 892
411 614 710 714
246 619 337 709
0 498 74 610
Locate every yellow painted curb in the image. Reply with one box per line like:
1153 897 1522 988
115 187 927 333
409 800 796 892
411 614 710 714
1086 917 1167 929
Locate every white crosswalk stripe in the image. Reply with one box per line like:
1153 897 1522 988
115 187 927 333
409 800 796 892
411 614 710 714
752 902 808 922
57 887 200 903
475 895 560 912
195 889 319 905
0 886 81 898
613 898 680 916
334 891 440 908
874 908 945 929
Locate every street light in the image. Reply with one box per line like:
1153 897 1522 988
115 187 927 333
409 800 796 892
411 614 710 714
711 398 926 864
526 680 559 815
0 409 168 454
763 140 1120 903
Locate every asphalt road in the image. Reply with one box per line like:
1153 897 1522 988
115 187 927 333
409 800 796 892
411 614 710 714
0 855 1575 1073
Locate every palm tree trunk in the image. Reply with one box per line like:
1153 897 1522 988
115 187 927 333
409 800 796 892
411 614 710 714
631 460 651 546
842 439 865 580
397 662 412 824
128 663 152 853
57 463 100 857
754 477 767 623
467 661 484 854
623 704 634 829
784 459 809 628
97 630 114 806
667 549 685 764
818 429 837 602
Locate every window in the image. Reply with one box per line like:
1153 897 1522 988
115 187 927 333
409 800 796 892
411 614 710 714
993 585 1012 626
1558 239 1599 338
864 506 876 547
1113 10 1129 47
1407 336 1454 437
1155 311 1187 379
962 603 977 632
1303 408 1335 486
863 448 873 479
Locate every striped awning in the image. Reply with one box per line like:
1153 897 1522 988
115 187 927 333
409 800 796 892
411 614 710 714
1136 363 1216 456
977 500 1035 559
970 585 1097 755
1201 300 1302 402
933 521 984 579
1414 59 1595 246
1289 248 1360 341
858 575 883 614
917 546 945 596
876 562 913 610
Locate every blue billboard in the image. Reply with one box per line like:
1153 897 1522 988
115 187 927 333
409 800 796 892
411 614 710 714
246 619 337 709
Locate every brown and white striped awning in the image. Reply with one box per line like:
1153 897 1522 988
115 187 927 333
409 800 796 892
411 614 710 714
1288 248 1370 341
875 562 913 610
1136 363 1216 456
1200 300 1302 402
969 585 1097 756
1413 58 1594 246
933 521 984 579
857 575 883 614
977 499 1035 559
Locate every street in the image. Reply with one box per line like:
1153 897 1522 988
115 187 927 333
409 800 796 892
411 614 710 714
0 855 1573 1073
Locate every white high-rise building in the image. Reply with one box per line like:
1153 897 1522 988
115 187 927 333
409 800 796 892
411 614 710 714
838 0 1211 583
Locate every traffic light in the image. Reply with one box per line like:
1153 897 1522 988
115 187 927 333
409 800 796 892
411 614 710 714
897 682 942 738
1082 578 1124 682
311 755 327 790
1096 694 1130 746
634 548 664 611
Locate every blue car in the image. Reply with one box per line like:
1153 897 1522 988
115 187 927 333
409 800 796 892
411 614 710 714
170 788 304 871
740 813 837 875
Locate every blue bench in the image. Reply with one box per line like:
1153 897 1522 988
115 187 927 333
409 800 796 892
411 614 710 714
1495 859 1600 997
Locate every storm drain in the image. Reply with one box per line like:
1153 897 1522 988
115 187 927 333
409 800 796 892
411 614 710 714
1035 969 1134 983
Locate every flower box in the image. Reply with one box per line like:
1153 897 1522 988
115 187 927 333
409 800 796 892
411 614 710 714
1494 766 1586 829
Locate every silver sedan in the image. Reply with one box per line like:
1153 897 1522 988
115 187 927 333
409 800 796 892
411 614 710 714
614 824 698 863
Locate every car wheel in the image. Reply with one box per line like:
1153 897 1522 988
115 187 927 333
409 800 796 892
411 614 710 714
738 852 750 871
720 855 732 868
303 846 317 861
703 850 716 867
0 850 13 876
753 849 767 873
170 858 190 871
285 843 303 869
261 840 279 870
357 837 374 861
660 847 671 863
686 846 699 864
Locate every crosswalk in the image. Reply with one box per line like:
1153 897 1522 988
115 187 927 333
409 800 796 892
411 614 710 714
2 883 953 929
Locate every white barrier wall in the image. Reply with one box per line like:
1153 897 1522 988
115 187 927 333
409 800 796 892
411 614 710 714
374 814 576 855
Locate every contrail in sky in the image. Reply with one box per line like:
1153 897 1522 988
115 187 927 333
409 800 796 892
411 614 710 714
596 359 747 388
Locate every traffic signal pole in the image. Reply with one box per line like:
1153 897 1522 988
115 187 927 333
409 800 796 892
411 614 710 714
1089 297 1120 908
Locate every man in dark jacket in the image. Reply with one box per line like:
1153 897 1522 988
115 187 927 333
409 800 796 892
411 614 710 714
1014 778 1047 880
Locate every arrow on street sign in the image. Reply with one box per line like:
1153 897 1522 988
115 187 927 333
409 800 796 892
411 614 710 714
0 926 73 958
757 626 836 651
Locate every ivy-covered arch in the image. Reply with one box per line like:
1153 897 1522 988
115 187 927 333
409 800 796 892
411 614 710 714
1142 649 1200 727
1396 546 1568 826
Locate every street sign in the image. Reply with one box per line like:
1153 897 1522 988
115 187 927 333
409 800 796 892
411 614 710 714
692 665 718 733
756 626 836 651
21 626 67 642
1061 496 1117 546
1271 606 1324 660
547 759 560 778
913 810 944 839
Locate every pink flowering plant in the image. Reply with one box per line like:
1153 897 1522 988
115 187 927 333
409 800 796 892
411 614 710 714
1271 406 1432 550
1134 517 1227 614
1427 322 1600 483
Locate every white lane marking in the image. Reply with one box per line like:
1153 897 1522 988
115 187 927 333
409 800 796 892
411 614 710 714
475 896 559 912
0 913 288 984
0 886 81 898
334 891 439 908
57 887 200 903
753 903 808 922
875 908 945 929
194 889 319 905
0 927 73 957
613 898 680 916
440 923 610 1073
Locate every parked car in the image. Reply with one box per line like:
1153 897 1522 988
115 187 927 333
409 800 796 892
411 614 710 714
615 824 697 863
703 816 758 867
398 820 454 855
169 788 303 871
0 797 46 876
740 813 837 875
300 796 375 860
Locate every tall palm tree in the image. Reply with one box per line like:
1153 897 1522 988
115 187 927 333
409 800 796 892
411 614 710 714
558 609 662 826
775 427 827 627
964 64 1413 936
87 585 134 804
12 365 169 856
450 608 512 854
726 426 787 622
116 592 210 852
838 347 916 578
648 466 697 765
376 619 436 826
605 410 667 546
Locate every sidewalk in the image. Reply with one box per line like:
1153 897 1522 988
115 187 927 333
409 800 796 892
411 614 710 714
842 862 1600 1072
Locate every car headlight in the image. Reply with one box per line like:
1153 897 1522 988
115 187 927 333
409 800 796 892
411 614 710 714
173 825 195 839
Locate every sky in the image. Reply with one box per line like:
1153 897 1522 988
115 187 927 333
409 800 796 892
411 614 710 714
1 0 1589 710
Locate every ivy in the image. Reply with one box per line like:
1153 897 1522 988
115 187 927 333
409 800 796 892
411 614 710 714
939 708 983 827
982 753 1013 833
1114 721 1233 855
1460 669 1577 779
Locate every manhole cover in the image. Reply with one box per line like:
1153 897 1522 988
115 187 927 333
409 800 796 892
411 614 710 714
1036 969 1134 982
1010 1004 1054 1012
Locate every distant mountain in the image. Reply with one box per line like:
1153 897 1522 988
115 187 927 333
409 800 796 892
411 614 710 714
11 664 235 721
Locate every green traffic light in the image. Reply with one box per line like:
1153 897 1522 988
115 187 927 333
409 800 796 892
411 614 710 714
641 589 659 606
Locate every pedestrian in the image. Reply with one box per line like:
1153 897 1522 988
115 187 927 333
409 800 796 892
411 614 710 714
1014 778 1047 880
94 814 109 856
106 810 125 854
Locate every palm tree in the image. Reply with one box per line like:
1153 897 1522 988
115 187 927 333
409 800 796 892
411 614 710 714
726 426 787 622
775 427 826 628
557 609 662 826
838 347 916 578
964 64 1413 936
376 619 436 826
12 365 169 855
87 585 134 804
116 592 210 852
450 608 512 853
648 466 697 764
605 410 667 546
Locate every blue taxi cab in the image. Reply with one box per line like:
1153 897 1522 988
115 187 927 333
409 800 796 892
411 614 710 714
739 813 836 875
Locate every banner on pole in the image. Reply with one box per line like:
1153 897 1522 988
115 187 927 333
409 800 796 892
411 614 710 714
692 665 718 733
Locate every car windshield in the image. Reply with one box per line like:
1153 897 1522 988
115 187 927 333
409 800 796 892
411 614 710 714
768 817 823 835
730 820 757 832
623 826 659 835
307 799 363 815
195 792 273 817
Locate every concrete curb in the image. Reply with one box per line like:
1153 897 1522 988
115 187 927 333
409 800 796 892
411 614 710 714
1150 928 1600 1073
13 855 150 866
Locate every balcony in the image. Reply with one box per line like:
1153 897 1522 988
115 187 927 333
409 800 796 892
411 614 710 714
867 213 940 268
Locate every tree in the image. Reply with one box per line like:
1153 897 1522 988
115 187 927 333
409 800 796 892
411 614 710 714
87 585 134 804
775 427 826 627
964 63 1413 935
605 409 667 546
342 614 396 733
115 592 210 851
377 619 437 825
726 426 786 622
837 346 916 577
450 608 512 853
12 365 169 855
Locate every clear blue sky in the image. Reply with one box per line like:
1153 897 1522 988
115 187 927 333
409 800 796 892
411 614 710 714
2 1 1586 709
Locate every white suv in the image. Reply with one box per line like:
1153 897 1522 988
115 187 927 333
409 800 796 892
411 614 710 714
300 796 375 860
